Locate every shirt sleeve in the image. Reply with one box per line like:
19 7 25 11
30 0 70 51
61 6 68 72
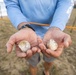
50 0 74 31
4 0 27 29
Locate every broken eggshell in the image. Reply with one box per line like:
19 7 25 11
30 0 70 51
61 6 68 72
47 39 58 51
18 40 31 52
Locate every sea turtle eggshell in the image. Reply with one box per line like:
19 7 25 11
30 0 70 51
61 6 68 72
18 40 31 52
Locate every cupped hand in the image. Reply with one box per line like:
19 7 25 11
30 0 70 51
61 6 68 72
38 27 72 58
6 28 41 58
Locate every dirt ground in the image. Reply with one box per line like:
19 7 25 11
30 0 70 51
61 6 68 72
0 9 76 75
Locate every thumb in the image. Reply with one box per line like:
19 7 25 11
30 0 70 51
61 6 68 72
63 35 72 48
37 36 43 44
6 36 16 53
37 36 46 50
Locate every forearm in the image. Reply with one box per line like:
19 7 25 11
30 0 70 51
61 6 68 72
4 0 27 29
50 0 74 31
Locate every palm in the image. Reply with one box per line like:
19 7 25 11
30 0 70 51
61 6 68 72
43 28 64 45
14 28 38 47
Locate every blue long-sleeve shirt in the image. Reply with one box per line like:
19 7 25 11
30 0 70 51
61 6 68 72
4 0 74 37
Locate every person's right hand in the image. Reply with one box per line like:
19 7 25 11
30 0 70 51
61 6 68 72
6 28 41 58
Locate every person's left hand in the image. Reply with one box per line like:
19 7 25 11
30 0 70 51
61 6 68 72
38 27 72 58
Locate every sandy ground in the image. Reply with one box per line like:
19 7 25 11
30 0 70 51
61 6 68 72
0 9 76 75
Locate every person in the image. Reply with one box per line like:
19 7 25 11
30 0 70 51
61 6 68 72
4 0 74 75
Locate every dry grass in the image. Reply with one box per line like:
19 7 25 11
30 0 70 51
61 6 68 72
0 9 76 75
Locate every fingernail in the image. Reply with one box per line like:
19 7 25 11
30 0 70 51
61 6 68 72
38 50 41 53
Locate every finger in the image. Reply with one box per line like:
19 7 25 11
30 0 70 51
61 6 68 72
26 50 33 58
39 43 46 52
6 35 16 53
63 35 72 48
16 46 27 58
44 52 51 58
43 38 49 45
46 45 64 58
37 36 43 44
32 47 38 54
37 36 47 51
37 48 41 53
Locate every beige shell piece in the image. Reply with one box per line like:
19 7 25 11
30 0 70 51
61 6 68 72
18 40 31 52
47 39 58 51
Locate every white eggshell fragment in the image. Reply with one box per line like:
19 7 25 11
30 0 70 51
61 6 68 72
18 40 31 52
47 39 58 51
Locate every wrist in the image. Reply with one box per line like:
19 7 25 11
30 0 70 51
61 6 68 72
17 22 29 30
49 26 61 31
18 22 35 31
